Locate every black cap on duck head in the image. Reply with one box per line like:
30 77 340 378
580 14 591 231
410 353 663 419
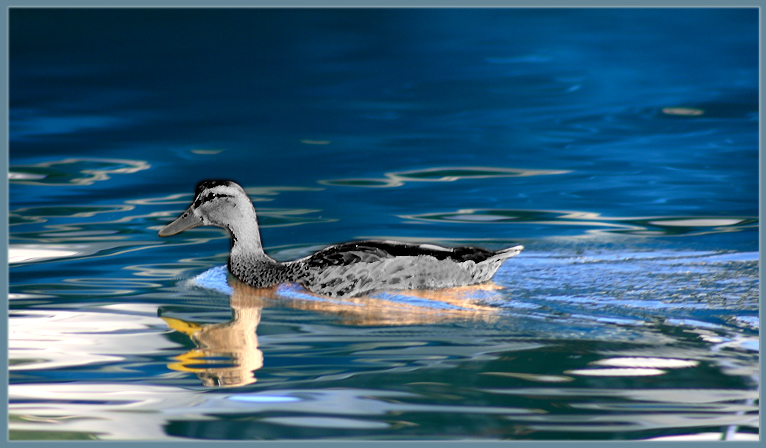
195 180 236 195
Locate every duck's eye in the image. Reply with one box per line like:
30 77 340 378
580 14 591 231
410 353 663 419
194 192 233 208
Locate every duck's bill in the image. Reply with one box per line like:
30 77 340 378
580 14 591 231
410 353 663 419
158 209 202 237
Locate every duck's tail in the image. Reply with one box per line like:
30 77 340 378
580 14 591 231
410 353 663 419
492 245 524 260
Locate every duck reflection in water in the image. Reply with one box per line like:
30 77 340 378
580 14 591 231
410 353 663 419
162 277 504 387
162 291 265 387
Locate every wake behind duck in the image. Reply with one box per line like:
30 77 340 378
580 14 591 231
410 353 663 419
158 180 523 298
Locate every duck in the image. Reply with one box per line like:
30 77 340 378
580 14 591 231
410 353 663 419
158 180 523 298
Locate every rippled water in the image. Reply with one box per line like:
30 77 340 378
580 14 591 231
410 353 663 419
8 8 759 441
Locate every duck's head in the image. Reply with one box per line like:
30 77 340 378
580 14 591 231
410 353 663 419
158 180 255 237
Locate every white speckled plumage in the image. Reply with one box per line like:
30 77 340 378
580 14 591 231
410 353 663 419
159 180 523 298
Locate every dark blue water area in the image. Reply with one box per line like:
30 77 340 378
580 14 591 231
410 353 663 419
8 8 759 441
10 8 758 218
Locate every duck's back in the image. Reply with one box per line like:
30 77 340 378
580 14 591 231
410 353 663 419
294 240 520 298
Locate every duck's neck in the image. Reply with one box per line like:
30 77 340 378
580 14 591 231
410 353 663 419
226 206 269 260
226 206 291 287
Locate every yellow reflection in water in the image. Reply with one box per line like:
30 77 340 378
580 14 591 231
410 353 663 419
163 292 264 388
164 279 502 387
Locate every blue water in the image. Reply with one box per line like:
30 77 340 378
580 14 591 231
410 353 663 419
8 8 759 441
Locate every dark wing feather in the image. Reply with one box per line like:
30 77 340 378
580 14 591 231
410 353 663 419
303 242 393 270
303 240 498 270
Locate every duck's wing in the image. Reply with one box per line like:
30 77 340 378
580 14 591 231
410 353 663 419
301 241 394 270
301 240 519 270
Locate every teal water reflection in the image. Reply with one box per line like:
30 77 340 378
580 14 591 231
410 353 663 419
320 166 570 188
403 208 758 237
9 158 150 186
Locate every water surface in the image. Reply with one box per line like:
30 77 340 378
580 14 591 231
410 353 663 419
8 8 759 441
